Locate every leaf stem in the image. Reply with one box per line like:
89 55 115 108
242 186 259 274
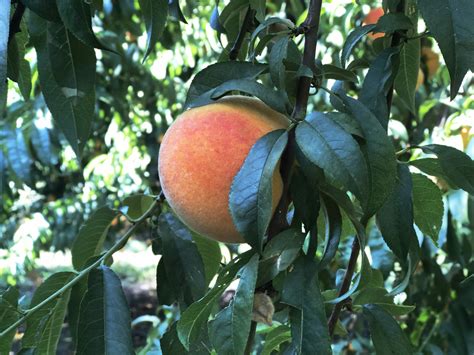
0 197 160 339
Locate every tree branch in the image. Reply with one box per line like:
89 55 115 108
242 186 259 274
267 0 323 240
229 6 255 61
8 1 26 44
0 195 162 339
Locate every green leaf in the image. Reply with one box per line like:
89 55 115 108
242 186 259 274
56 0 107 50
47 21 96 95
177 253 252 350
281 256 331 355
0 287 19 353
5 128 32 184
269 35 289 90
209 254 259 355
394 39 420 113
296 112 369 203
22 0 60 21
211 79 288 115
157 212 206 303
22 272 75 353
192 233 222 286
71 206 119 270
66 279 88 348
411 173 444 242
337 94 397 217
289 167 320 229
29 14 95 159
261 325 291 355
363 304 412 354
185 61 267 108
374 13 414 34
318 195 342 270
250 0 266 22
420 144 474 195
376 164 417 260
120 194 155 221
418 0 474 98
139 0 168 60
341 25 376 68
7 24 32 101
229 130 288 251
249 17 293 59
324 112 364 138
320 64 358 83
360 47 400 130
168 0 187 23
409 158 457 187
258 229 306 285
77 266 134 355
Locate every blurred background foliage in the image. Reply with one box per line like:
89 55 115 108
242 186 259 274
1 0 473 353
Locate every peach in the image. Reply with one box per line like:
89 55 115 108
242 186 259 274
363 7 385 39
158 96 289 243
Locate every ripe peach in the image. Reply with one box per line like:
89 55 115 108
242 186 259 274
158 96 289 243
363 7 385 39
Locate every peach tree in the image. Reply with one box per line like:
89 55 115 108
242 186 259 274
1 0 473 354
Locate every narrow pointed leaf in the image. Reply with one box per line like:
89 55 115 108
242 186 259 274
318 195 342 270
296 112 369 203
185 62 267 108
360 47 400 130
0 3 10 109
376 164 416 260
418 0 474 98
394 39 420 113
281 256 331 355
230 130 288 251
29 14 95 159
209 254 259 355
337 94 397 217
139 0 168 60
363 304 412 354
77 266 134 355
56 0 107 50
411 173 444 242
0 288 19 353
22 0 60 21
420 144 474 195
22 272 75 353
157 212 206 302
341 25 376 68
71 206 119 270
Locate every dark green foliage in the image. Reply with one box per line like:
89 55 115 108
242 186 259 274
2 0 474 354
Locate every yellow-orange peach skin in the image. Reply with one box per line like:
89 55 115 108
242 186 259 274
158 96 289 243
363 7 385 39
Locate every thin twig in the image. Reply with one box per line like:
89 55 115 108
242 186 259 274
0 197 161 339
327 237 361 335
229 6 255 61
8 2 26 44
